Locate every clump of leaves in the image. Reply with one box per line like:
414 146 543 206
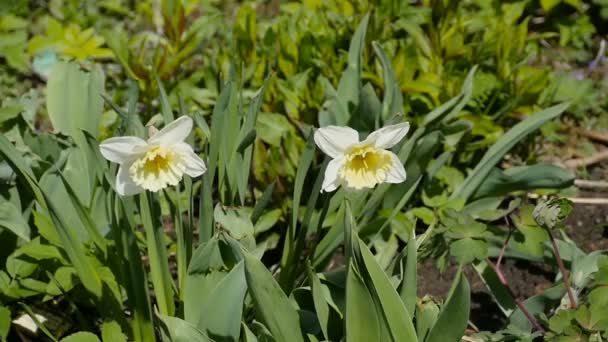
28 18 113 62
0 14 28 72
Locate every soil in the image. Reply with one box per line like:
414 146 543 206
417 166 608 331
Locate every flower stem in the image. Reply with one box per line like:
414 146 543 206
545 228 577 309
484 218 546 333
486 258 546 333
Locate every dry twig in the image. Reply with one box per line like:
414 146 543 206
571 127 608 145
564 149 608 168
575 179 608 189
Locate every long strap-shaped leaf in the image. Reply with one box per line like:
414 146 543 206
344 202 419 342
0 135 102 298
424 268 470 342
140 193 175 316
243 251 304 342
451 102 569 202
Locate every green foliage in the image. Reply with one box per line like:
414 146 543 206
0 0 605 341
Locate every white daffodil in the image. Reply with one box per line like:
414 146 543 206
99 116 206 196
314 122 410 192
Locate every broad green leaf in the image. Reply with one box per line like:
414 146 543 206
425 270 470 342
214 205 254 239
452 102 569 201
0 306 9 342
251 180 276 224
46 61 105 139
540 0 561 11
46 266 77 295
399 232 417 318
101 321 127 342
471 164 574 200
344 202 417 341
43 191 103 297
243 251 304 342
0 200 30 241
60 332 101 342
415 299 440 341
197 262 247 341
159 315 213 342
56 171 107 255
472 261 516 317
510 284 565 331
450 238 488 264
345 263 381 342
307 264 343 341
112 197 155 342
356 236 418 341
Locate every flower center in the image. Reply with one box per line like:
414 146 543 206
129 146 186 192
340 145 392 189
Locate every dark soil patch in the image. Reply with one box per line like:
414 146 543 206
418 186 608 332
565 190 608 253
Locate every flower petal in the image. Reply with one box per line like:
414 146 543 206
321 156 345 192
99 136 148 164
148 116 193 146
115 164 144 196
175 142 207 177
314 126 359 158
364 122 410 149
384 152 406 184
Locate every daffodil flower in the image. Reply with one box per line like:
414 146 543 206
99 116 206 196
314 123 410 192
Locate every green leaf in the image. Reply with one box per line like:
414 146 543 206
512 225 549 258
415 299 439 341
214 205 254 240
450 238 488 264
0 200 30 241
155 74 174 124
251 180 276 225
196 262 247 341
452 102 569 201
346 263 381 342
372 41 403 123
422 67 477 126
101 321 126 342
472 164 574 200
0 306 10 342
46 62 105 139
307 265 334 341
56 171 107 255
425 270 470 342
472 261 516 317
159 315 214 342
540 0 561 11
243 251 304 342
139 193 175 316
399 233 417 318
356 237 418 341
59 332 101 342
0 106 22 123
510 284 565 331
339 13 369 113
